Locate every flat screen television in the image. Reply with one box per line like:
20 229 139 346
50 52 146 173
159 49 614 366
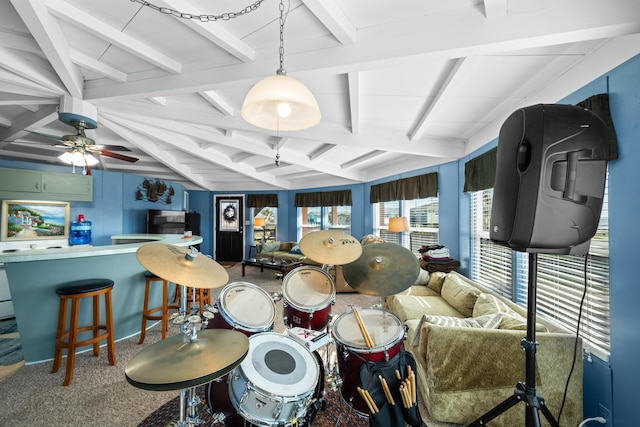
147 210 185 234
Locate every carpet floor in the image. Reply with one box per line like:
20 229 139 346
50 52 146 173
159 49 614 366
0 263 462 427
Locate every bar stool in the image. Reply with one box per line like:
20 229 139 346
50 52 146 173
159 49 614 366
52 278 116 386
139 271 179 344
173 285 210 308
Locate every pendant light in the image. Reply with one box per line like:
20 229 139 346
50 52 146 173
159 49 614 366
241 0 321 131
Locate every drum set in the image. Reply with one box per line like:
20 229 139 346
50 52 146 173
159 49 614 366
126 230 420 427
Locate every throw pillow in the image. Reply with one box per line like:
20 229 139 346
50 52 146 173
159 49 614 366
360 234 385 245
411 313 483 346
414 268 430 285
262 241 281 252
440 274 481 317
474 313 505 329
473 293 513 317
289 244 302 254
426 272 447 293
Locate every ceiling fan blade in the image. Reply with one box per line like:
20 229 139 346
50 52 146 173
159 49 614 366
96 150 139 163
86 145 132 152
25 130 67 144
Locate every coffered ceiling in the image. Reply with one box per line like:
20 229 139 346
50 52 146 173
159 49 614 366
1 0 639 190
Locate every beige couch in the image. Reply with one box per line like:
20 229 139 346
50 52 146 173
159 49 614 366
386 271 583 427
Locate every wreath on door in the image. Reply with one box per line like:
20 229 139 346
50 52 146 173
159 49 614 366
223 204 237 223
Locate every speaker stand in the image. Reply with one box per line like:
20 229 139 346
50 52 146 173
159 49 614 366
468 253 559 427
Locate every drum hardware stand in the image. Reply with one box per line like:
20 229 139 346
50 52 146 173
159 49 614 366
468 254 559 427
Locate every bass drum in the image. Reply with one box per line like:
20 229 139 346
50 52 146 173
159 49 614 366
282 266 335 331
207 334 325 427
207 282 275 335
332 307 405 417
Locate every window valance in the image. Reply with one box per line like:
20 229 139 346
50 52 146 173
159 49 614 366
247 194 278 212
370 172 438 203
577 93 618 160
463 148 497 193
295 190 352 207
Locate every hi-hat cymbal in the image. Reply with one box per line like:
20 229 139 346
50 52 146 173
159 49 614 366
342 243 419 296
136 243 229 289
299 230 362 265
125 329 249 391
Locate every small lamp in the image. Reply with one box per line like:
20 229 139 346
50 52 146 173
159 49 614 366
254 217 266 243
388 217 409 233
59 150 99 166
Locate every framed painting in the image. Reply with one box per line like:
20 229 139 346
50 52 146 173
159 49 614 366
1 200 70 241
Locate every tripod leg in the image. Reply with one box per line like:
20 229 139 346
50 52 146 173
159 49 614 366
539 398 560 427
467 393 521 426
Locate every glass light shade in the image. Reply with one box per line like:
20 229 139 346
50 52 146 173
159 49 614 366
254 217 266 227
388 217 409 232
59 151 99 166
241 74 321 131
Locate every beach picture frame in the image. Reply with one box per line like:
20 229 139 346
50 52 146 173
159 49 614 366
1 200 70 241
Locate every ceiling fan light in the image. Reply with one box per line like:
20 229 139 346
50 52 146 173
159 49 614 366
59 151 99 166
241 74 321 131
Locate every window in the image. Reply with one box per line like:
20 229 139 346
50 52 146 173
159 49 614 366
297 206 351 240
373 197 439 250
468 177 611 360
469 189 514 299
254 207 277 243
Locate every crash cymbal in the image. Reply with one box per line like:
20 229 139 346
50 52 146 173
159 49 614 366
299 230 362 265
342 243 419 296
136 243 229 289
125 329 249 391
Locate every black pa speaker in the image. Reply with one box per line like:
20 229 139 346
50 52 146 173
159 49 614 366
490 104 608 255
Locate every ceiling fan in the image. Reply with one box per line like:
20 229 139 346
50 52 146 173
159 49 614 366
28 119 139 165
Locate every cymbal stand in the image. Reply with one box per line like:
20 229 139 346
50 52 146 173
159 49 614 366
467 254 559 427
175 386 203 427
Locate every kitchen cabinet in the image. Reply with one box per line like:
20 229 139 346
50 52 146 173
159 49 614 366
0 167 92 202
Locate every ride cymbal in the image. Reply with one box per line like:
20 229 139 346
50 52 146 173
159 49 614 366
299 230 362 265
136 243 228 289
342 243 419 296
125 329 249 391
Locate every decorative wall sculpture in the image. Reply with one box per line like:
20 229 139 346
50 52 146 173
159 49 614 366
136 178 175 204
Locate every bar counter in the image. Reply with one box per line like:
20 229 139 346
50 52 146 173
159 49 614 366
0 234 203 363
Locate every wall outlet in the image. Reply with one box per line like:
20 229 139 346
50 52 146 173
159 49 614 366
599 403 612 426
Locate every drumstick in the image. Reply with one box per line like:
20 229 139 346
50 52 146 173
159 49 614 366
408 365 416 404
357 386 378 413
399 384 411 408
379 375 395 405
352 307 374 348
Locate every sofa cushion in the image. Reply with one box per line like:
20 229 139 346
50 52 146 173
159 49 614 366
387 295 464 323
426 271 447 293
261 241 281 252
500 312 549 332
440 274 481 317
472 293 513 317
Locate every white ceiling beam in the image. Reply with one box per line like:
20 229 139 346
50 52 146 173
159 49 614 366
100 112 294 190
0 67 62 97
153 0 255 62
44 0 182 74
85 0 640 103
10 0 83 98
410 58 470 142
0 29 44 57
483 0 508 19
69 50 128 83
341 150 386 169
148 97 166 106
308 144 337 161
199 91 234 116
301 0 357 45
0 94 57 106
0 116 12 127
99 116 211 190
348 72 360 134
0 45 66 96
0 104 58 142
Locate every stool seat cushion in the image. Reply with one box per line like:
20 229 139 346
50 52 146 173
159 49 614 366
56 279 114 295
144 271 160 279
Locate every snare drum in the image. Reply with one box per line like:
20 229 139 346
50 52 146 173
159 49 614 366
207 282 275 335
282 266 335 331
228 332 320 427
332 307 405 416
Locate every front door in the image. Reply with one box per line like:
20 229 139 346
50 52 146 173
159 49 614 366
215 195 244 262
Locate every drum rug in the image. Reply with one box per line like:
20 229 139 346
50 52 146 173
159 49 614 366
138 385 370 427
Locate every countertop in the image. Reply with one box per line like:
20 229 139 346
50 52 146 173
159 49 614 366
0 234 203 263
